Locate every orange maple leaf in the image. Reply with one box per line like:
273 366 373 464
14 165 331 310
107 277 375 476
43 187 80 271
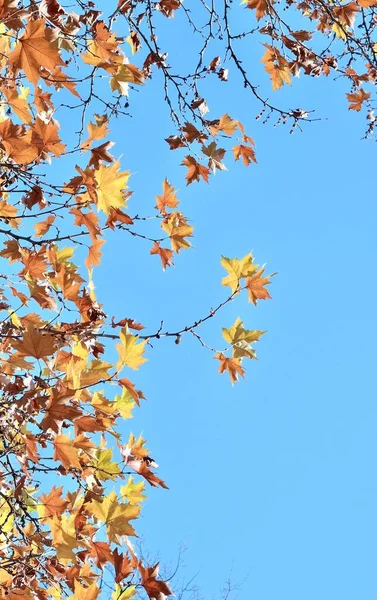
181 155 210 185
245 267 273 305
346 88 371 111
9 19 65 85
214 352 245 385
150 241 174 270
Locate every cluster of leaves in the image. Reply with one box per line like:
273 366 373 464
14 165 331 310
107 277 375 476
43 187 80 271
0 2 274 600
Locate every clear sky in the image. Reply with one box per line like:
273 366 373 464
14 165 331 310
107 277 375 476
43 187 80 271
49 4 377 598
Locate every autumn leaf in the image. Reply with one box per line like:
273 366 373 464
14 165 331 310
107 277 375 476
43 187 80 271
155 179 179 215
202 142 227 173
346 88 371 111
221 253 258 293
246 267 273 304
117 328 147 370
0 119 38 164
261 45 292 90
181 155 210 185
34 215 56 237
9 19 65 85
150 241 174 270
85 238 105 268
95 161 130 214
88 491 140 543
81 115 109 150
31 117 66 160
4 87 32 124
244 0 271 20
111 64 145 95
38 486 68 519
0 200 18 219
139 563 173 600
70 581 100 600
222 317 265 359
53 434 82 470
12 324 56 359
214 352 245 384
161 211 193 252
121 477 146 505
232 143 257 166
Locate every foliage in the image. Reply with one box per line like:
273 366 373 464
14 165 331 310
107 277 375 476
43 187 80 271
0 0 373 599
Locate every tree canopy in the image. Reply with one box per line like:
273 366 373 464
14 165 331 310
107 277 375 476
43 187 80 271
0 1 373 599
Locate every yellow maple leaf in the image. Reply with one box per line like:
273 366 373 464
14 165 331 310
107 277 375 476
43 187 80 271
48 513 81 563
220 253 258 293
261 45 292 90
117 328 147 371
70 581 100 600
222 317 265 359
94 161 130 214
88 491 140 543
121 477 146 505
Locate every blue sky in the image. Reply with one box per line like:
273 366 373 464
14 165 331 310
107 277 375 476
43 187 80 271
17 3 377 598
80 6 377 599
78 8 377 598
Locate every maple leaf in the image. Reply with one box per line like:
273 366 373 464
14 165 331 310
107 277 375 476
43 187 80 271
0 119 38 164
9 19 65 85
221 253 258 293
0 240 22 262
34 215 56 237
85 238 105 268
53 434 82 470
165 135 185 150
214 352 245 385
12 324 56 359
0 200 18 219
161 211 193 252
261 45 292 90
222 317 265 359
89 141 115 169
346 88 371 111
245 0 271 20
232 143 257 166
88 491 140 543
49 513 82 563
181 122 208 143
135 461 168 489
87 541 114 569
150 241 174 270
246 267 273 305
82 21 123 69
113 549 134 583
181 155 210 185
202 142 227 173
111 64 145 95
95 161 130 214
4 87 32 124
31 117 66 160
121 477 146 505
38 486 68 519
139 562 173 600
81 115 109 150
70 581 100 600
155 179 179 215
117 328 147 370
